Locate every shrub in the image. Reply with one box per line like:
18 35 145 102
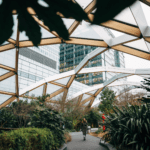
0 108 17 128
64 129 72 143
30 108 65 148
0 128 55 150
103 104 150 150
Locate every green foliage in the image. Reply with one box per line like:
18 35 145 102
98 87 116 115
84 108 101 127
103 104 150 150
0 128 56 150
139 78 150 104
93 0 136 24
95 128 103 134
0 108 17 128
0 100 36 128
0 0 136 46
30 108 65 147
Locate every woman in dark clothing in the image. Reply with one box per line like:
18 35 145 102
81 118 88 141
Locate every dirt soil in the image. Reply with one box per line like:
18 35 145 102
88 132 107 138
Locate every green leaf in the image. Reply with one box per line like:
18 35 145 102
44 0 88 21
0 1 14 45
18 7 41 46
93 0 136 24
31 2 69 40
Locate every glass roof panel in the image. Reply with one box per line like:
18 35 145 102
62 18 75 29
28 85 44 97
114 7 137 26
70 21 103 40
0 68 9 76
0 75 16 93
0 94 11 105
46 83 62 94
75 0 93 9
55 76 71 85
51 92 64 101
109 29 125 37
141 2 150 26
81 94 91 101
83 101 90 106
123 38 150 52
0 48 16 68
10 15 18 40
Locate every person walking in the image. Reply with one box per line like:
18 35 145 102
81 118 88 141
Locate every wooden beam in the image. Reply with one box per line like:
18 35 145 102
0 44 15 52
0 96 16 109
0 64 15 72
19 38 62 48
88 97 95 108
0 91 16 96
61 88 68 111
112 45 150 60
47 88 65 100
15 25 19 102
43 83 47 95
80 96 93 106
7 38 16 45
0 72 15 81
65 38 107 47
145 37 150 43
88 14 141 37
94 88 103 97
76 94 83 107
66 75 76 88
50 81 67 88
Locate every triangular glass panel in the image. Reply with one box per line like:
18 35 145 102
83 100 90 106
10 15 18 40
28 85 44 97
75 0 93 9
0 75 16 93
0 48 16 68
109 29 125 37
41 26 56 39
123 38 150 52
114 7 137 26
141 2 150 26
81 94 92 101
51 91 64 101
70 20 103 40
46 83 62 94
55 76 71 85
0 94 12 105
62 18 75 29
0 68 9 76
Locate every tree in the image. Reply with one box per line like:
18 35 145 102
98 87 116 115
84 108 101 128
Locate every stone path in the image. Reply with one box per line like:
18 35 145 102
67 132 107 150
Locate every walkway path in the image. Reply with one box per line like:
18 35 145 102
67 132 107 150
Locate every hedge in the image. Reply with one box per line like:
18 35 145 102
0 128 59 150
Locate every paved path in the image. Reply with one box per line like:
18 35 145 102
67 132 107 150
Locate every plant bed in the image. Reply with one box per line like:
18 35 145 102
0 127 59 150
88 132 107 138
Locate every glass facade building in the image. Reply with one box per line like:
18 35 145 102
59 28 126 88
